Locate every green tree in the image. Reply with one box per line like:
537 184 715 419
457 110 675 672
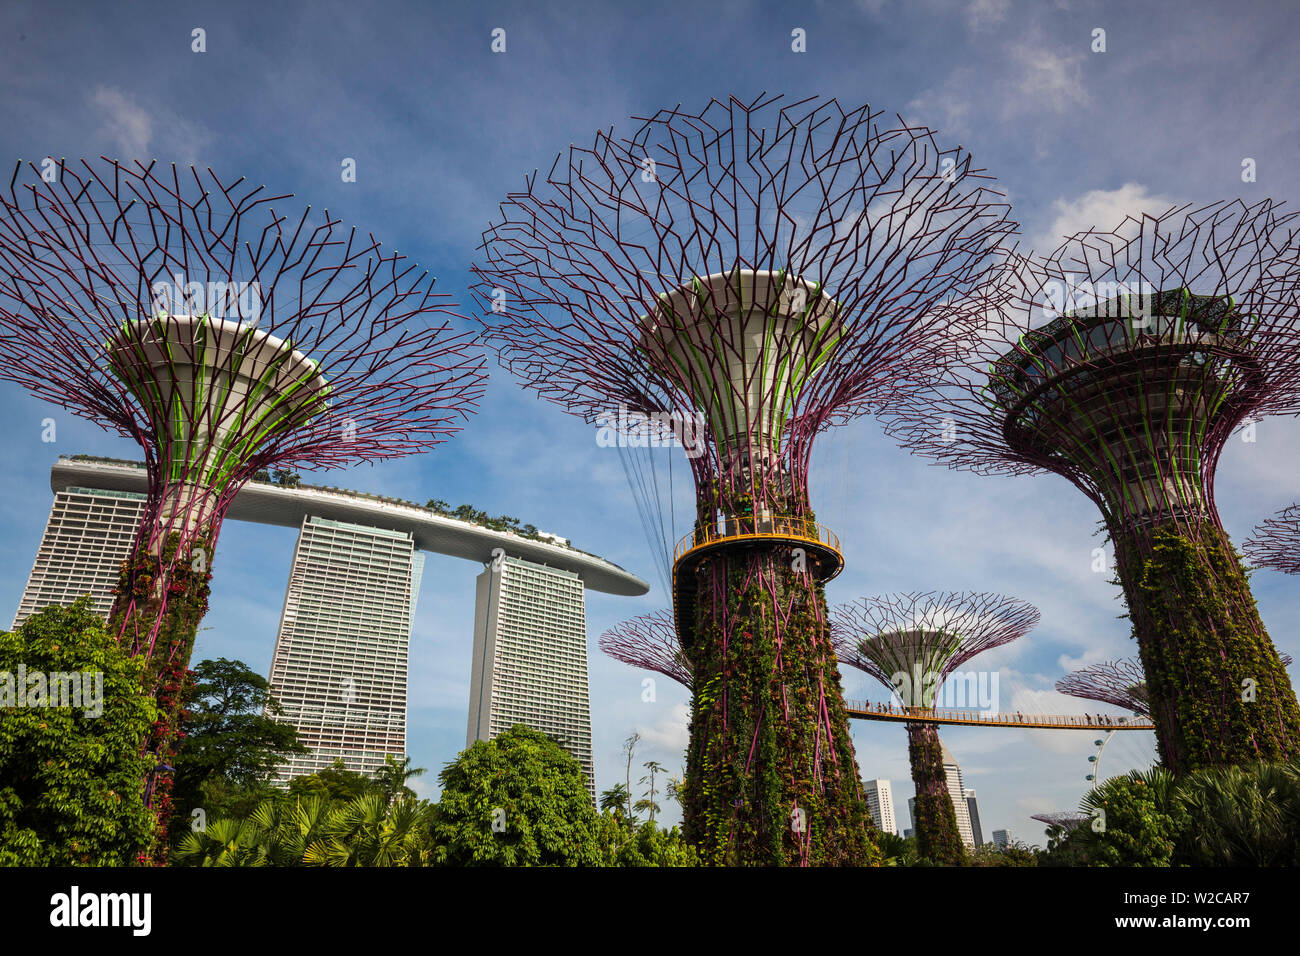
875 831 918 867
174 811 272 866
370 754 426 808
431 724 603 866
0 600 158 865
176 790 435 867
1077 769 1187 867
969 839 1039 867
302 793 434 866
1178 760 1300 866
288 758 374 803
177 794 330 866
600 783 631 824
601 818 697 867
665 773 684 807
1038 822 1096 867
169 657 306 841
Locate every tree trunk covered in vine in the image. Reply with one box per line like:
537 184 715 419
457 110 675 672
108 528 214 865
680 546 878 866
905 721 966 865
1116 522 1300 775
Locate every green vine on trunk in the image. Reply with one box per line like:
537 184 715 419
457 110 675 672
906 721 967 865
1118 522 1300 774
108 529 214 864
681 545 880 866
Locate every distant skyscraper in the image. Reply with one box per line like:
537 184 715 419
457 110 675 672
863 779 897 836
468 554 595 800
30 458 649 795
965 788 984 846
992 828 1011 848
13 486 146 628
903 828 914 839
266 516 424 779
941 741 976 849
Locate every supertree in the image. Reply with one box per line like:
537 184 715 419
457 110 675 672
1058 653 1292 718
1056 658 1153 717
880 200 1300 774
470 93 1016 866
1031 811 1089 831
599 608 692 688
0 158 486 854
831 591 1039 865
1245 505 1300 574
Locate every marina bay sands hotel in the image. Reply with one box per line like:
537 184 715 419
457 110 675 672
13 456 647 793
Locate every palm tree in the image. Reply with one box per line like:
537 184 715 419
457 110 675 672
304 793 433 866
600 783 631 824
175 816 265 867
175 795 332 866
639 760 665 824
1178 761 1300 866
176 792 434 866
370 754 427 806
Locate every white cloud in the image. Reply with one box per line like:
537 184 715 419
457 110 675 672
93 86 152 158
1008 41 1089 116
636 701 691 755
1031 182 1181 253
967 0 1011 31
906 72 976 139
91 84 212 163
907 34 1088 141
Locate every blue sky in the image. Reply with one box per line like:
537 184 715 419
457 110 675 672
2 0 1299 842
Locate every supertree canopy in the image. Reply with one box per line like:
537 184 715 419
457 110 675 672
1056 658 1152 717
599 608 692 688
832 590 1039 865
0 158 487 851
1031 811 1090 831
1245 504 1300 575
471 93 1016 866
880 200 1300 774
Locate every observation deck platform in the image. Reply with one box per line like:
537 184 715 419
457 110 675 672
670 517 843 651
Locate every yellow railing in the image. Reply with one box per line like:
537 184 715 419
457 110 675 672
674 516 841 563
842 700 1155 730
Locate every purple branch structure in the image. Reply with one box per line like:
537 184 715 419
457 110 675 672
1031 811 1090 831
0 158 486 852
471 93 1016 866
1056 658 1153 717
599 609 691 688
832 590 1039 865
880 201 1300 773
1245 504 1300 574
